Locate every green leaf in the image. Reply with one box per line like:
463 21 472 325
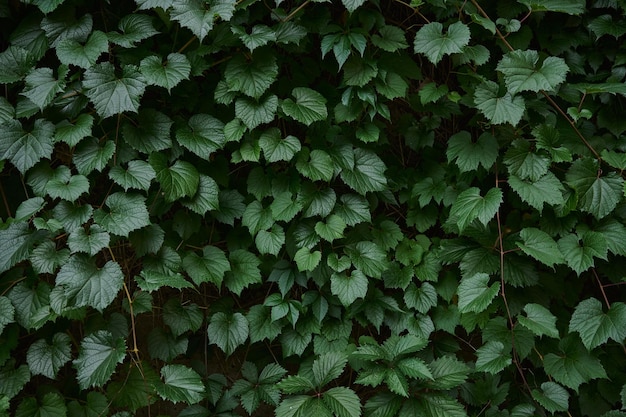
74 330 126 389
0 296 15 334
183 245 230 287
372 25 408 52
255 225 285 256
558 232 608 275
26 333 71 379
243 200 273 236
340 148 387 194
107 361 159 411
355 122 380 143
157 364 205 404
180 174 219 215
123 109 173 153
346 241 388 278
588 14 626 39
448 187 502 232
475 341 511 374
518 303 559 338
0 119 54 174
315 214 346 242
150 153 200 202
0 362 30 400
56 254 123 311
259 128 301 162
208 312 249 355
404 282 437 313
84 63 146 119
163 299 203 337
140 53 191 92
509 173 564 210
457 273 500 314
136 270 193 292
413 21 471 64
503 139 551 181
129 224 164 257
497 50 569 94
54 114 93 146
294 246 322 272
566 158 624 219
544 335 607 391
226 51 278 99
108 160 156 192
0 222 46 274
46 169 89 201
56 30 108 69
331 270 368 306
22 67 66 110
15 392 67 417
232 24 276 51
67 224 110 256
518 0 585 14
225 249 262 296
107 14 159 47
569 298 626 350
276 396 312 417
312 352 348 387
271 191 303 222
236 94 279 130
170 0 215 41
94 192 150 237
323 387 361 417
531 382 569 414
148 328 188 361
176 113 225 158
446 131 498 172
474 80 525 126
0 46 35 84
7 282 54 330
73 137 116 175
517 228 564 268
296 149 334 182
281 87 328 126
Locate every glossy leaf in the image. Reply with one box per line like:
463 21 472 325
74 330 126 389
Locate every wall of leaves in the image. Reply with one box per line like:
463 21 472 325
1 0 626 416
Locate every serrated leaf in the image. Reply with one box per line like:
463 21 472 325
0 46 35 84
372 25 408 52
256 225 285 256
181 174 219 215
425 356 470 390
46 169 89 201
558 232 608 275
0 296 15 334
73 137 116 175
588 14 626 39
294 246 322 272
509 172 564 210
0 363 30 400
26 333 71 379
94 192 150 237
162 299 203 338
323 387 361 417
331 270 368 306
208 312 248 355
56 254 123 311
83 62 146 119
54 114 93 146
342 0 366 13
157 364 205 404
236 94 278 130
413 21 470 64
448 187 502 232
226 51 278 99
136 270 193 292
457 273 500 313
123 109 173 153
56 30 108 69
446 131 498 172
176 113 225 158
518 303 559 338
569 298 626 350
232 24 276 51
148 328 188 361
141 53 191 92
404 283 437 313
271 191 303 222
170 0 215 41
0 119 54 174
474 80 525 126
7 282 54 330
518 0 585 14
475 341 511 374
296 149 334 182
107 14 159 47
315 214 346 242
281 87 328 126
544 335 607 391
566 157 624 219
346 241 388 278
340 148 387 194
74 330 126 389
497 50 569 94
108 160 156 192
68 224 110 256
150 153 200 202
532 382 569 414
259 128 301 162
15 392 66 417
224 249 262 296
22 67 66 110
517 227 564 267
183 245 230 287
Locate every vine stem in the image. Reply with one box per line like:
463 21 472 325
108 247 140 355
0 179 11 218
592 268 611 309
283 0 310 22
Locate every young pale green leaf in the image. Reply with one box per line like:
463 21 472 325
281 87 328 126
74 330 126 389
226 51 278 99
517 0 585 14
83 62 146 119
224 249 262 296
208 312 249 356
566 158 624 219
140 53 191 92
67 224 110 256
569 298 626 350
123 109 173 153
558 232 608 275
475 341 511 374
26 333 71 379
157 364 205 404
531 382 569 414
518 303 559 338
340 148 387 194
474 80 525 126
183 246 230 288
446 131 498 172
0 119 54 174
323 387 362 417
236 95 279 130
22 67 66 110
544 335 607 391
413 21 470 64
331 270 368 306
516 227 564 268
15 392 67 417
497 50 569 94
73 138 116 175
259 128 301 162
457 273 500 314
56 254 123 311
294 247 322 272
150 153 200 202
176 113 225 158
107 14 159 47
255 225 285 256
296 149 334 182
108 160 156 192
93 192 150 237
448 187 502 232
509 173 564 211
56 30 108 69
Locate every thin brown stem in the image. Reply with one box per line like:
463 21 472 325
592 268 611 309
283 0 310 22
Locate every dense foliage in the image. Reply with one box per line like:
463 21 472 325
1 0 626 416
